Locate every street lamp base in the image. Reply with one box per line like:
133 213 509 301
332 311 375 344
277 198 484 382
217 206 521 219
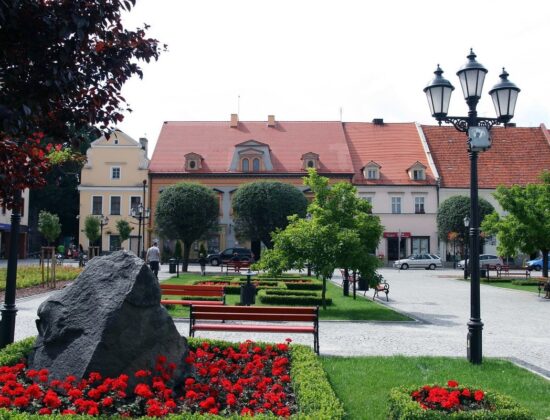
467 320 483 364
0 305 18 348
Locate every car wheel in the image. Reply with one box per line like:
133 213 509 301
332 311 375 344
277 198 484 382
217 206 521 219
429 263 436 270
534 265 542 271
401 263 409 270
210 258 220 266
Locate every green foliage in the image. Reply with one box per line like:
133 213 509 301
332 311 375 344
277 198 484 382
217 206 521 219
198 243 207 257
37 211 61 244
155 183 219 271
388 385 534 419
232 181 308 248
83 215 100 245
115 219 132 246
0 266 81 290
257 169 384 309
174 240 183 259
481 171 550 277
437 195 495 242
0 337 35 366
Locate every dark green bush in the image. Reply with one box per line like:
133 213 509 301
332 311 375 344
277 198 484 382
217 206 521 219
264 289 318 297
388 385 534 419
511 279 544 286
258 291 331 306
286 282 323 291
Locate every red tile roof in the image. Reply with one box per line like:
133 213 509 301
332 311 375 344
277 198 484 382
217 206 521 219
343 122 437 185
149 121 354 174
421 125 550 188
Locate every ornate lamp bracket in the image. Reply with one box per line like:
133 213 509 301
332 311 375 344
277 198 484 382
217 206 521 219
439 116 501 133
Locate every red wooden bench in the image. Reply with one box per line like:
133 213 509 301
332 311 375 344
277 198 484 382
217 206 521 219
160 284 225 306
372 280 390 301
486 264 530 279
189 304 320 354
221 260 251 274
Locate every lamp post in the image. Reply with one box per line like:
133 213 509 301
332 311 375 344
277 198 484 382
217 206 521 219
463 216 470 280
130 202 150 259
424 49 520 365
99 215 109 254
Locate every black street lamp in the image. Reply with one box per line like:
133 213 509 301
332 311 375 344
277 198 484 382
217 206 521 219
463 216 470 280
99 215 109 254
424 49 520 364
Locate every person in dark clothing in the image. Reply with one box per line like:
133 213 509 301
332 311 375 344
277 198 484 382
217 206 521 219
198 253 207 276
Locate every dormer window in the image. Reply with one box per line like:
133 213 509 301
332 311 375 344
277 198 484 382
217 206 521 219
362 161 381 180
185 152 203 171
301 152 319 170
242 158 250 172
407 161 427 181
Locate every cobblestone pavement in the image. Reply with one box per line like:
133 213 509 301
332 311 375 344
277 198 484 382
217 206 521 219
8 262 550 379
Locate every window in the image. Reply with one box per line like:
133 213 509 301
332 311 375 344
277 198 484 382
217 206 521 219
110 196 121 215
391 197 401 214
367 169 378 180
253 158 261 171
92 196 103 215
109 235 121 251
413 169 425 180
242 158 249 172
111 167 121 180
307 160 315 168
412 237 430 255
130 196 141 214
189 160 196 169
415 196 425 214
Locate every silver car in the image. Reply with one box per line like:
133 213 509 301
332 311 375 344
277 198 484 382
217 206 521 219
457 254 502 269
393 253 442 270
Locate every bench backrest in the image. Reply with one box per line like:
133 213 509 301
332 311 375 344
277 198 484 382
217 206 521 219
160 284 224 297
191 305 318 322
191 304 316 314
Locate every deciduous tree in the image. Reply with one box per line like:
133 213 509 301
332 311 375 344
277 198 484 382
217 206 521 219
37 211 61 246
481 171 550 277
155 183 218 271
116 220 132 250
84 216 100 248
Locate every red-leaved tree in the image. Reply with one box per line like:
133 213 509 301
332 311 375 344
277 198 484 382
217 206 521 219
0 0 165 209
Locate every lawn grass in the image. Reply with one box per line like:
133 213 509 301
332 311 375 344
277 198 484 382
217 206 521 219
320 355 550 420
0 265 82 290
161 273 410 321
456 277 542 294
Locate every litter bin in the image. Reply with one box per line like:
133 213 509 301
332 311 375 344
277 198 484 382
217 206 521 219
240 283 256 306
480 268 488 278
168 258 176 274
358 276 369 291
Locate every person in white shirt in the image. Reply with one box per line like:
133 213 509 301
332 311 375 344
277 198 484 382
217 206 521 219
145 241 161 277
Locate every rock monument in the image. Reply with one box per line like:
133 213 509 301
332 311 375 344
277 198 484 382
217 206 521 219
28 251 189 388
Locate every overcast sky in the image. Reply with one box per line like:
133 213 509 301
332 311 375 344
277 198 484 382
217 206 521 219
119 0 550 155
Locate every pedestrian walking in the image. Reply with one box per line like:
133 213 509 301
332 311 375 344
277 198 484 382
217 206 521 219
146 241 161 278
198 253 207 276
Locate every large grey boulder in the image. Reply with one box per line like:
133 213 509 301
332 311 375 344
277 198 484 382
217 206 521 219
28 251 189 388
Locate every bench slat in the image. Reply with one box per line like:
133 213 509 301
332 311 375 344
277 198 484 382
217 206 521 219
191 305 315 314
160 285 224 292
193 312 317 322
161 290 224 297
161 300 224 306
192 324 315 333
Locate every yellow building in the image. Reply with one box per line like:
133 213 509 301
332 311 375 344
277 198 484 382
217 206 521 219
78 130 150 255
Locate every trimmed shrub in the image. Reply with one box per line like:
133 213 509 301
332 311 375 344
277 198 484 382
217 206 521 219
258 290 332 306
511 279 544 286
388 384 534 419
286 282 323 291
264 289 318 297
481 278 514 284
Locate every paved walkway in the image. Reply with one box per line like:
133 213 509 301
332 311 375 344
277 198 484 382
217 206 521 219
8 263 550 379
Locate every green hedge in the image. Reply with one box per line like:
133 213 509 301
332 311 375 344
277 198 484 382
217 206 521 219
286 282 323 291
264 289 318 297
388 384 534 419
258 291 331 306
0 337 344 420
481 278 514 284
511 279 544 286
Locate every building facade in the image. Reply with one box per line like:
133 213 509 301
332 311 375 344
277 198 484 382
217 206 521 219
344 121 439 264
148 115 354 257
0 189 30 259
78 130 150 255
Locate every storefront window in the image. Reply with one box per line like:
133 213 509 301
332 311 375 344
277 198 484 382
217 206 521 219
412 237 430 254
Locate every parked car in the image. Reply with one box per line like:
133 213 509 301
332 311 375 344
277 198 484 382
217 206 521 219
526 255 550 271
393 253 442 270
207 247 253 266
457 254 502 269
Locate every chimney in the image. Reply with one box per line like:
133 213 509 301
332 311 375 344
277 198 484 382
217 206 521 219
372 118 384 125
230 113 239 128
139 137 148 154
267 115 276 127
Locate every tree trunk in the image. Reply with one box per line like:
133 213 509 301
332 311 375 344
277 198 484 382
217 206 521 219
251 240 262 261
182 241 191 272
342 268 349 297
542 249 549 279
352 270 356 300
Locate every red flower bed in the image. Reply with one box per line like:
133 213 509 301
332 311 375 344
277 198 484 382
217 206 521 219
411 380 490 412
0 340 295 417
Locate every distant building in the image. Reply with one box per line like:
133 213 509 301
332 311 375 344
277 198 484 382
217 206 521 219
0 189 30 259
148 115 354 256
422 124 550 262
78 130 150 255
344 120 439 263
